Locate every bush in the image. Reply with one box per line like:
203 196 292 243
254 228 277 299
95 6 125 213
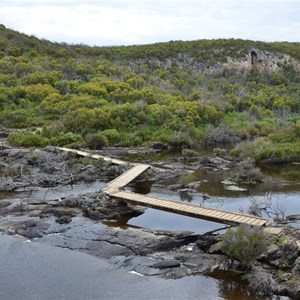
85 133 108 149
232 138 300 163
101 128 121 145
221 224 268 269
204 124 234 145
50 132 83 147
181 148 199 157
1 109 32 128
8 132 49 147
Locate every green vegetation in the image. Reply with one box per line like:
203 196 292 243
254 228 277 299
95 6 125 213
221 224 268 269
85 133 108 149
0 24 300 160
8 132 49 147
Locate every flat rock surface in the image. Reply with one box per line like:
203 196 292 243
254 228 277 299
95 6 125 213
0 234 223 300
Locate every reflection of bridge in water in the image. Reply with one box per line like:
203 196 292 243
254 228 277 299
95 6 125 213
58 147 268 227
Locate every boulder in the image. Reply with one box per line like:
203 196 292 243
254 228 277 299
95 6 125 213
186 181 201 190
208 242 223 254
286 214 300 221
151 142 168 150
150 259 181 269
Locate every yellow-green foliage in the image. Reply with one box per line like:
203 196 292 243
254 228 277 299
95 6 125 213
8 132 49 147
0 25 300 153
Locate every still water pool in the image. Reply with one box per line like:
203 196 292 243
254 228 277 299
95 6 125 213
128 163 300 233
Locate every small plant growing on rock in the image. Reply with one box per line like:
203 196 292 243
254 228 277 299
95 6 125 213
221 224 268 269
288 276 297 286
213 147 227 158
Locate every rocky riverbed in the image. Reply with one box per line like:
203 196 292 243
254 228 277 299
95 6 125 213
1 146 300 299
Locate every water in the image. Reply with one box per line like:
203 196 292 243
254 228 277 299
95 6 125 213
128 162 300 233
0 234 289 300
121 155 298 300
1 150 298 300
0 234 223 300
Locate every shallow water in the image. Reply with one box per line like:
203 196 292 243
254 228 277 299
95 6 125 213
128 162 300 233
122 156 298 300
4 231 287 300
0 234 229 300
1 152 298 300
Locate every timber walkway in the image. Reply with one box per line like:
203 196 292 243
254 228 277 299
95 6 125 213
57 147 268 227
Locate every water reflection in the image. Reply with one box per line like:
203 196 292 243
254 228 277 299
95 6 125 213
212 270 287 300
127 160 300 230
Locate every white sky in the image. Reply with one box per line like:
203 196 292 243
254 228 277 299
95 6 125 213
0 0 299 46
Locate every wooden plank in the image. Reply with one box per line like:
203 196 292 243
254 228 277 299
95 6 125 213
58 146 268 227
216 212 232 219
107 164 150 189
111 191 267 227
210 211 227 218
180 205 198 211
56 147 128 165
200 210 218 217
263 227 282 235
113 188 267 226
245 218 262 225
231 215 250 222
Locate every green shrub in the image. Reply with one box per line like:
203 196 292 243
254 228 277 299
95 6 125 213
85 133 108 149
101 128 121 145
182 148 199 157
1 109 31 128
8 132 49 147
232 138 300 163
50 132 83 147
221 224 268 269
118 131 143 147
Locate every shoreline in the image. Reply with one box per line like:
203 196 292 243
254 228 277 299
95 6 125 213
0 146 300 298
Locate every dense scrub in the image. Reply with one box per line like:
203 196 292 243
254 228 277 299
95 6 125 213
0 24 299 161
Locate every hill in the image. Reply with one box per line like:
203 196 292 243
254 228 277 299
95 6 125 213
0 24 299 162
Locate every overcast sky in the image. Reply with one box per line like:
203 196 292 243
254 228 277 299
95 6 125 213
1 0 299 46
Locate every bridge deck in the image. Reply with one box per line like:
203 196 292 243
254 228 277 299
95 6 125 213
56 147 128 165
107 164 150 189
57 147 268 227
110 190 268 227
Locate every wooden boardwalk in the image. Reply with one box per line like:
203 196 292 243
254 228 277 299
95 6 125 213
57 147 268 227
110 190 267 226
107 164 150 190
56 147 128 165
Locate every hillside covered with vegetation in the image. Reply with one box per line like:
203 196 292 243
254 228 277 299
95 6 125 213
0 24 299 163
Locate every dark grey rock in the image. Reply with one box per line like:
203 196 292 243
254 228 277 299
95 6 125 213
208 242 223 254
151 142 168 150
150 259 181 269
168 184 184 191
186 181 201 190
286 214 300 221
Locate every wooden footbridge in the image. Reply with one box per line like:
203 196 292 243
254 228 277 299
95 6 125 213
57 147 268 227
